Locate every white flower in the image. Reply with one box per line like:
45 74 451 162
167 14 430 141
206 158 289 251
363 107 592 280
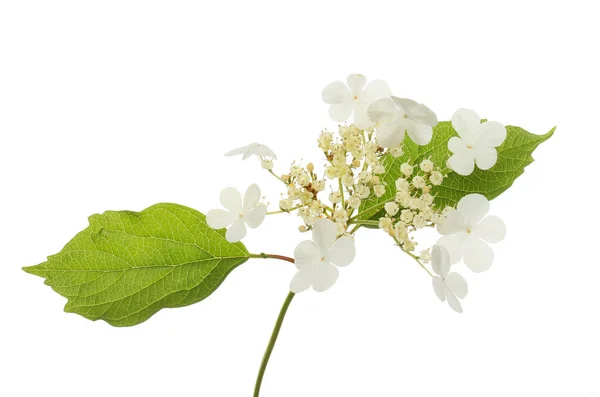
206 184 267 242
368 96 438 148
447 109 507 176
437 193 506 272
290 218 356 293
224 142 276 160
321 74 391 129
431 245 468 313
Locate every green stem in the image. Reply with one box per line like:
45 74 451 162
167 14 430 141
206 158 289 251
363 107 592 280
249 253 295 264
407 252 434 277
348 219 379 227
253 291 295 397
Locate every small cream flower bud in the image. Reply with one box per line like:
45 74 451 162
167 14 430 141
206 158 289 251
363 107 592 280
306 163 314 173
384 202 399 216
374 184 385 197
352 159 361 168
420 159 434 173
400 163 413 177
261 159 273 170
298 225 307 232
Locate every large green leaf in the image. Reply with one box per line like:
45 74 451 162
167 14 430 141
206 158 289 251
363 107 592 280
357 122 554 221
23 203 249 327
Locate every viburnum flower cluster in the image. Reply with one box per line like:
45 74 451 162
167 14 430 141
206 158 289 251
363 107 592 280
207 73 508 313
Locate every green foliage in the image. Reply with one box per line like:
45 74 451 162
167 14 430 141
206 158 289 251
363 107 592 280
357 122 555 222
23 203 249 327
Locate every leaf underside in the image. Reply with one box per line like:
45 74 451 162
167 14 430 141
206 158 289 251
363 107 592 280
23 203 249 327
358 122 555 223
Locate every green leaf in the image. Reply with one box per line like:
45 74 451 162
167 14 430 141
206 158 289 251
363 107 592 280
23 203 249 327
357 122 554 222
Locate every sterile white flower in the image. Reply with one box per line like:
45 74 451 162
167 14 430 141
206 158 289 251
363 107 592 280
321 74 391 129
368 96 438 148
224 142 276 160
206 184 267 243
431 245 468 313
447 109 507 176
290 218 356 293
437 193 506 272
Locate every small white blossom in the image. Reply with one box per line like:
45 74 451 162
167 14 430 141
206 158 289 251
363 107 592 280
412 175 427 189
379 217 393 232
419 249 432 263
329 191 342 204
368 96 438 147
400 163 413 177
437 193 506 272
373 184 386 197
447 109 507 176
207 184 267 242
348 195 361 209
357 184 370 199
322 74 391 129
431 245 468 313
225 143 276 160
384 202 399 216
413 214 426 229
342 173 354 187
334 208 349 223
420 159 434 173
389 146 404 158
429 171 443 186
400 209 414 223
395 178 410 192
261 159 273 170
290 218 356 293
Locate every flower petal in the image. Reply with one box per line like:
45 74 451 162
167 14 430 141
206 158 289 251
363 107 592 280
463 238 494 273
368 97 398 122
290 267 315 293
245 204 266 229
224 144 250 158
474 146 498 170
475 215 506 243
457 193 489 227
447 150 475 176
476 121 506 147
437 234 466 264
446 289 463 313
322 81 349 104
406 120 433 146
431 245 451 276
392 96 418 113
432 276 446 302
451 108 480 142
312 263 339 292
312 218 338 256
363 79 391 102
220 187 243 214
446 272 468 299
353 100 373 129
326 236 356 267
448 136 464 154
293 240 320 269
243 184 261 212
346 74 367 93
375 119 406 148
437 209 467 235
206 209 237 229
225 219 246 242
329 102 354 122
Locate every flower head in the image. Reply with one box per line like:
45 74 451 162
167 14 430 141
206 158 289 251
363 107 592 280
447 109 507 175
368 96 438 148
225 142 276 160
290 218 356 293
321 74 391 129
437 193 506 272
206 184 267 242
431 245 468 313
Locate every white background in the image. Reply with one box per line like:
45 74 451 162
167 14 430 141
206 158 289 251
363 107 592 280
1 1 599 396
